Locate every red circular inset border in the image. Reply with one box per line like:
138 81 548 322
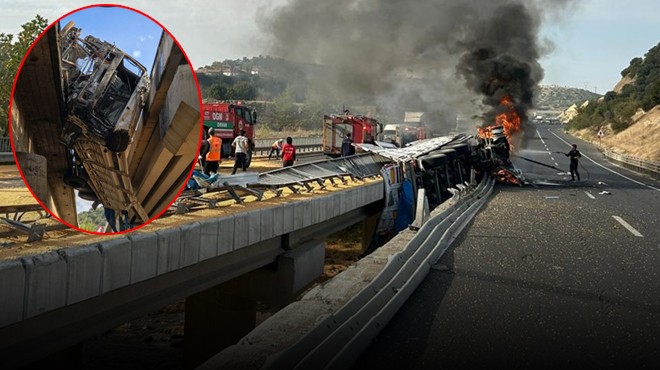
8 3 203 235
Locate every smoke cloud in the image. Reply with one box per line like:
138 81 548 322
258 0 572 131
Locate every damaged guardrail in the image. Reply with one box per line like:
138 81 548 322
263 176 495 370
603 150 660 180
200 175 496 370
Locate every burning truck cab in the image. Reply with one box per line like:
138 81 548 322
472 125 523 185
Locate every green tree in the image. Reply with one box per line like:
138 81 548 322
0 15 48 135
232 80 257 100
206 83 229 100
271 87 297 130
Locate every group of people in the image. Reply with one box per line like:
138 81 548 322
268 137 296 167
199 129 299 175
198 128 251 175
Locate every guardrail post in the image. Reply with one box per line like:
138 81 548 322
409 188 430 230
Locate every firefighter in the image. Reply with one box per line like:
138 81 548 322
341 133 355 157
282 136 296 167
204 128 222 175
563 144 582 181
198 128 210 170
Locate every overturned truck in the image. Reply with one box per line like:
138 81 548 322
58 21 152 224
358 124 522 211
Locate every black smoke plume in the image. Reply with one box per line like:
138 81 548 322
258 0 572 130
456 2 543 127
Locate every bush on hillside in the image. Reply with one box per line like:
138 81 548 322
569 42 660 133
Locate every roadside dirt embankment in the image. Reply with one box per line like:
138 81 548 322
570 105 660 162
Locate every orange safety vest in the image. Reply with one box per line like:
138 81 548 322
206 136 222 162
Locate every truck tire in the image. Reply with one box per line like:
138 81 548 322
63 171 92 191
435 148 457 160
443 143 470 156
78 189 99 202
419 153 448 169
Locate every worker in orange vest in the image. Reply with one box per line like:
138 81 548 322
204 128 222 175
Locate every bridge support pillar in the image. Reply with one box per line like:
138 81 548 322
361 213 381 253
184 287 256 370
183 239 325 368
15 152 49 207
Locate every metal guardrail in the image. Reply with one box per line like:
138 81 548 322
173 153 388 214
0 138 14 164
603 150 660 180
262 175 496 370
257 153 388 190
253 136 323 156
0 138 10 153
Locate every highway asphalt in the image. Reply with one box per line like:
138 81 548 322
355 124 660 369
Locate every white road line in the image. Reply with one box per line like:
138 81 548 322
554 163 560 167
548 129 660 192
550 156 555 161
612 216 643 237
584 191 596 199
536 129 547 146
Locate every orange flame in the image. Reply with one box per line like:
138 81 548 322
495 168 521 185
478 95 522 148
495 95 521 143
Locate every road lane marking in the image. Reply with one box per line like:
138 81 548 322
536 129 547 146
612 216 643 237
548 129 660 192
554 163 560 167
584 191 595 199
550 156 555 161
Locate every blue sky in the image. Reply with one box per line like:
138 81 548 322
60 6 162 73
1 0 659 92
540 0 660 93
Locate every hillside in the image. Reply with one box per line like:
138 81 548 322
565 41 660 161
197 57 603 114
534 85 600 110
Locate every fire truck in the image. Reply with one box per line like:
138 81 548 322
202 102 256 166
322 113 383 157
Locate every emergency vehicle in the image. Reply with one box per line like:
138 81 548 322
322 113 383 157
202 102 256 166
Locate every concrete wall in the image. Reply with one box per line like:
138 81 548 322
0 181 383 366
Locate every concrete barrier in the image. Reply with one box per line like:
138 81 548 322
198 178 495 370
0 260 26 327
0 181 385 367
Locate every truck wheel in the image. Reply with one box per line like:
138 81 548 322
78 189 99 202
64 171 91 191
106 130 129 153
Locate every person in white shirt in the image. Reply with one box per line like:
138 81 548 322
268 138 284 160
231 130 249 174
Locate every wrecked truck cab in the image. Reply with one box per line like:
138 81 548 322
57 22 153 224
60 24 149 153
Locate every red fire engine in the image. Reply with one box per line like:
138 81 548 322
322 113 383 157
202 102 256 162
